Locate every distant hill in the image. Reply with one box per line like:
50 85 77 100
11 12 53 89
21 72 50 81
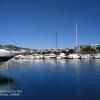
0 45 32 51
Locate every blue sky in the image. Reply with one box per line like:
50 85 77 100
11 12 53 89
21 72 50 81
0 0 100 49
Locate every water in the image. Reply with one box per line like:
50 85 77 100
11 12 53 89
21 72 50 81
0 59 100 100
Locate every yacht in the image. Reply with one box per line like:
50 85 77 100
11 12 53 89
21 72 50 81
35 55 44 59
57 53 67 59
0 49 15 62
94 53 100 59
0 48 21 62
12 51 21 56
67 54 80 59
80 54 90 59
44 53 56 59
15 54 24 59
33 54 44 59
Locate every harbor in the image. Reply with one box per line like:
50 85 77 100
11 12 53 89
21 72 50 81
0 22 99 99
14 53 100 60
0 0 100 99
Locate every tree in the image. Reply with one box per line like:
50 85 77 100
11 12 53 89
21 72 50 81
54 51 60 55
62 50 68 55
96 46 100 53
68 49 75 54
82 46 96 54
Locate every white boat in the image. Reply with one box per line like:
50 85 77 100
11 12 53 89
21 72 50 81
94 53 100 59
29 55 35 59
12 51 21 56
36 55 44 59
15 55 24 59
44 53 56 59
16 55 35 59
57 56 61 59
57 53 67 59
33 54 44 59
0 49 17 62
80 54 90 59
67 54 80 59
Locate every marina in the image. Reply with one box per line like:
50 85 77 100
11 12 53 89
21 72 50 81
14 53 100 60
0 0 100 99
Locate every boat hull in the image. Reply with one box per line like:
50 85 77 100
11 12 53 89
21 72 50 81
0 49 19 63
94 53 100 59
67 54 80 59
0 56 14 64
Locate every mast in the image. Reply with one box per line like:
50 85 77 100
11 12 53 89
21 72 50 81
75 23 78 52
56 30 58 50
55 30 58 57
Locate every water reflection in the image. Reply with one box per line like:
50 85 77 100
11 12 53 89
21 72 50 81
0 59 100 99
0 61 15 91
0 73 15 93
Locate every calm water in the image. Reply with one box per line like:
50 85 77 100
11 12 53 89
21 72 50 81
0 59 100 100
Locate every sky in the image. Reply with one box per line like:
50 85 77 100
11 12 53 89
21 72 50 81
0 0 100 49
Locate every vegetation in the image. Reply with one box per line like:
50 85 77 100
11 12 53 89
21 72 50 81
54 51 60 55
62 50 68 55
81 46 96 54
96 46 100 53
68 49 75 54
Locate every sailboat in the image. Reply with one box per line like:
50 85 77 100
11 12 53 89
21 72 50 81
44 31 58 59
67 23 80 59
54 31 67 59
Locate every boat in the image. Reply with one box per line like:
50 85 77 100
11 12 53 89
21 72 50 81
0 49 16 62
68 23 80 59
15 54 36 59
15 55 24 59
80 54 90 59
12 51 21 56
35 55 44 59
0 48 21 63
44 53 56 59
57 53 67 59
93 53 100 59
67 54 80 59
33 54 44 59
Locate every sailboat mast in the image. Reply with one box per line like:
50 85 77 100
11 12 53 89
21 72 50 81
56 30 58 49
75 23 78 52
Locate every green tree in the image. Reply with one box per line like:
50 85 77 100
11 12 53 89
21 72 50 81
82 46 96 54
68 49 75 54
96 46 100 53
62 50 68 55
54 51 60 55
